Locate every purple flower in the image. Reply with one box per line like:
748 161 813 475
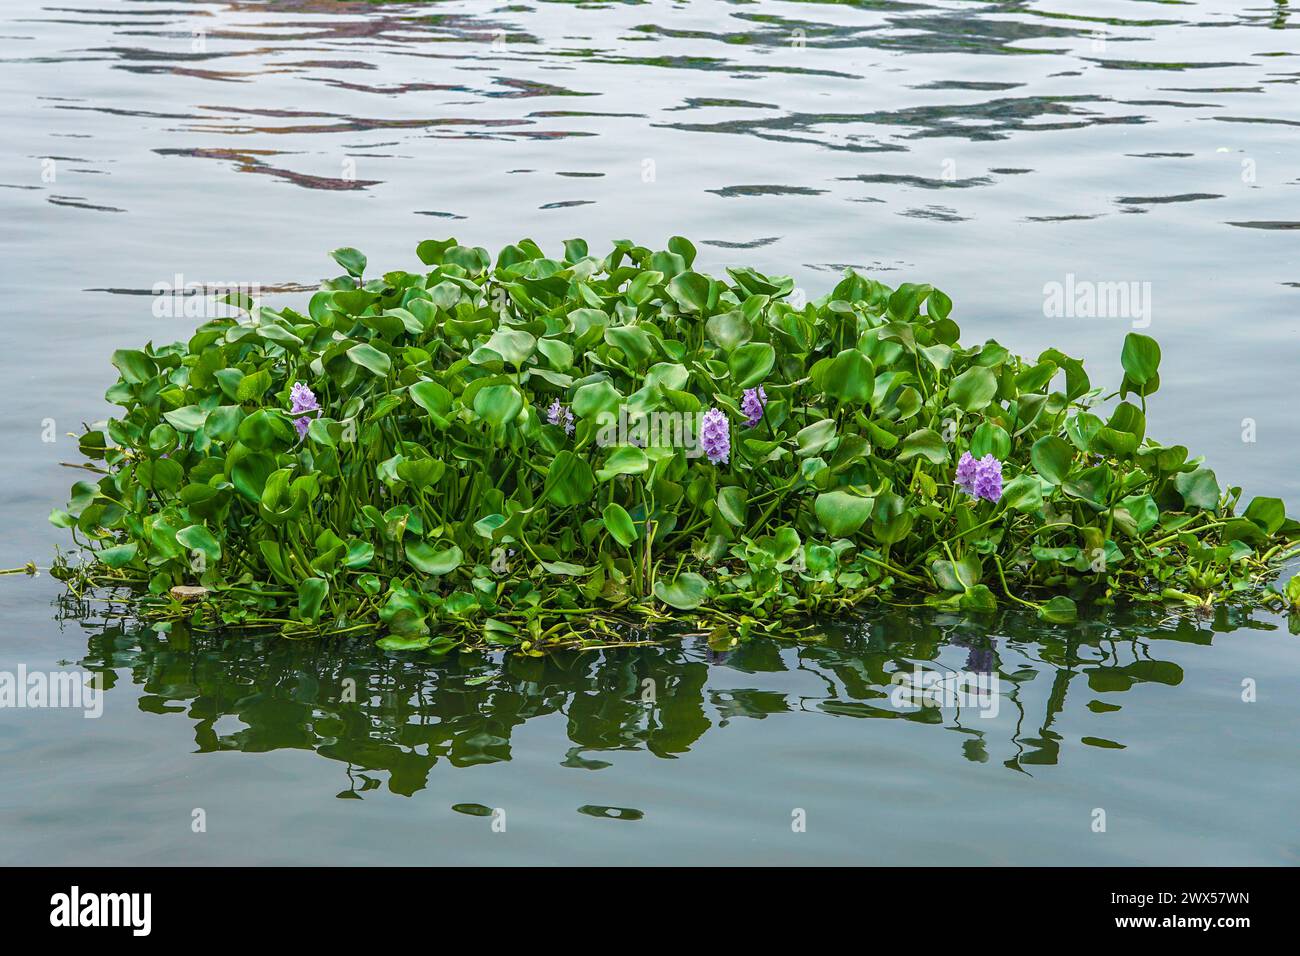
700 407 730 464
290 382 320 415
288 382 321 441
955 451 979 496
547 399 575 435
741 385 767 428
955 452 1002 503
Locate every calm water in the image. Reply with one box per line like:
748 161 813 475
0 0 1297 865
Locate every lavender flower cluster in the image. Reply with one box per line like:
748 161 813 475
955 451 1003 503
288 382 320 439
546 399 575 435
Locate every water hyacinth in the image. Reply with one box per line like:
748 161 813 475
956 452 1003 504
973 457 1003 503
546 399 575 435
289 382 319 414
956 452 1003 503
741 385 767 428
700 407 730 464
49 237 1300 651
288 382 320 440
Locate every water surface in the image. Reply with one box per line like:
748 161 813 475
0 0 1297 864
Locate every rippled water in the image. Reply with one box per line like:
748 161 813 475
1 0 1298 864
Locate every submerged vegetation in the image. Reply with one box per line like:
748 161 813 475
52 237 1300 652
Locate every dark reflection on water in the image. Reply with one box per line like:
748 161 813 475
66 598 1283 798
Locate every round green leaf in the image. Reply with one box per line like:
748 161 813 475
823 349 874 405
1121 332 1161 386
948 366 998 412
728 342 776 389
405 542 463 576
1030 435 1073 485
815 490 875 537
898 428 948 464
472 384 524 427
544 450 595 507
654 572 709 610
175 524 221 563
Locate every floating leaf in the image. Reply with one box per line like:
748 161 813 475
654 572 709 610
405 542 463 576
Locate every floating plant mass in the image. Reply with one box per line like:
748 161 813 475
51 237 1300 652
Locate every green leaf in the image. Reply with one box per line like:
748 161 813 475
472 383 524 427
405 542 463 576
476 328 537 368
1244 496 1286 536
727 342 776 389
416 238 458 266
376 634 433 651
380 588 429 637
717 486 748 526
1121 332 1161 386
959 584 997 613
235 369 272 402
1000 474 1043 513
969 422 1010 461
347 343 391 377
796 419 836 457
666 271 711 313
603 503 638 546
111 349 156 385
823 349 874 405
871 492 913 545
815 490 875 537
98 543 138 568
1030 435 1073 485
345 540 375 569
604 325 655 368
654 572 710 610
596 446 649 482
705 311 751 351
536 337 574 371
230 452 277 503
948 366 998 412
298 577 329 623
931 555 982 591
544 450 595 507
1117 494 1160 536
330 247 367 278
410 379 453 418
1038 595 1078 624
163 405 209 433
898 428 948 464
175 525 221 563
1174 468 1221 511
572 380 622 420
